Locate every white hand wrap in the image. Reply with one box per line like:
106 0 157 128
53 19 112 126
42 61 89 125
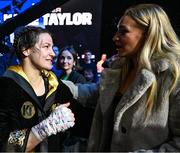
31 106 75 142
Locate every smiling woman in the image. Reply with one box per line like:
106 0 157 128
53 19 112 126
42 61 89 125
113 15 146 58
0 25 75 152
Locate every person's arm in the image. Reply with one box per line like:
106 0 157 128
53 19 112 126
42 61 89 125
77 82 99 108
61 80 99 108
8 103 75 152
25 132 39 152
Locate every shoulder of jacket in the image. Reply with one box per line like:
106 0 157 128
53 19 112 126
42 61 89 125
152 58 173 74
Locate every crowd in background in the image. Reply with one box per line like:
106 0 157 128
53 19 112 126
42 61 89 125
0 41 107 83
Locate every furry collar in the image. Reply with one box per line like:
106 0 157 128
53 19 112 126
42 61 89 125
110 57 170 73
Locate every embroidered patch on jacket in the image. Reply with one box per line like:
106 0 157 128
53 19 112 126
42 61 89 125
8 129 27 147
51 103 60 111
21 101 35 119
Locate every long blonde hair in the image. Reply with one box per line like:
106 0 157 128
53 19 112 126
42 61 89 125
123 4 180 117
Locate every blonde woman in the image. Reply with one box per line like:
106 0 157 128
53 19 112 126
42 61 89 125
81 3 180 152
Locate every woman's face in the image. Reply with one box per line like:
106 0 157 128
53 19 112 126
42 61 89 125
113 15 145 57
27 33 55 71
59 50 75 71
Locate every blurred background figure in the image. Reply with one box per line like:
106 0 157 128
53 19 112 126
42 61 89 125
0 37 19 76
56 45 86 83
83 68 96 83
56 45 94 152
53 46 60 61
51 45 62 77
97 53 107 73
96 53 107 80
78 49 98 83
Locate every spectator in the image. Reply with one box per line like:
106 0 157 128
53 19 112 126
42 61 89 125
83 68 96 83
96 53 107 74
51 45 62 77
56 45 94 152
57 45 86 83
0 41 19 76
79 50 98 83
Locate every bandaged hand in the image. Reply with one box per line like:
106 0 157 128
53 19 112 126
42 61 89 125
31 103 75 142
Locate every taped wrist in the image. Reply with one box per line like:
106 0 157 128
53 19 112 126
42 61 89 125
31 118 56 142
31 106 74 142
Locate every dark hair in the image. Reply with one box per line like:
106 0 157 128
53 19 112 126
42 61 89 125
56 45 78 69
83 49 92 54
13 25 51 61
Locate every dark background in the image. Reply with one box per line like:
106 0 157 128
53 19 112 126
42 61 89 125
46 0 102 59
100 0 180 58
0 0 180 60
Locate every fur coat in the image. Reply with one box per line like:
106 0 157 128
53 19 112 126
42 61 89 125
80 58 180 152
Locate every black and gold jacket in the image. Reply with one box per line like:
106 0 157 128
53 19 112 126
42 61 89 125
0 65 74 152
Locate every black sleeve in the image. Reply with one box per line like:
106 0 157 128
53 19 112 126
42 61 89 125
73 73 86 84
55 80 74 104
0 77 29 152
0 78 14 151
